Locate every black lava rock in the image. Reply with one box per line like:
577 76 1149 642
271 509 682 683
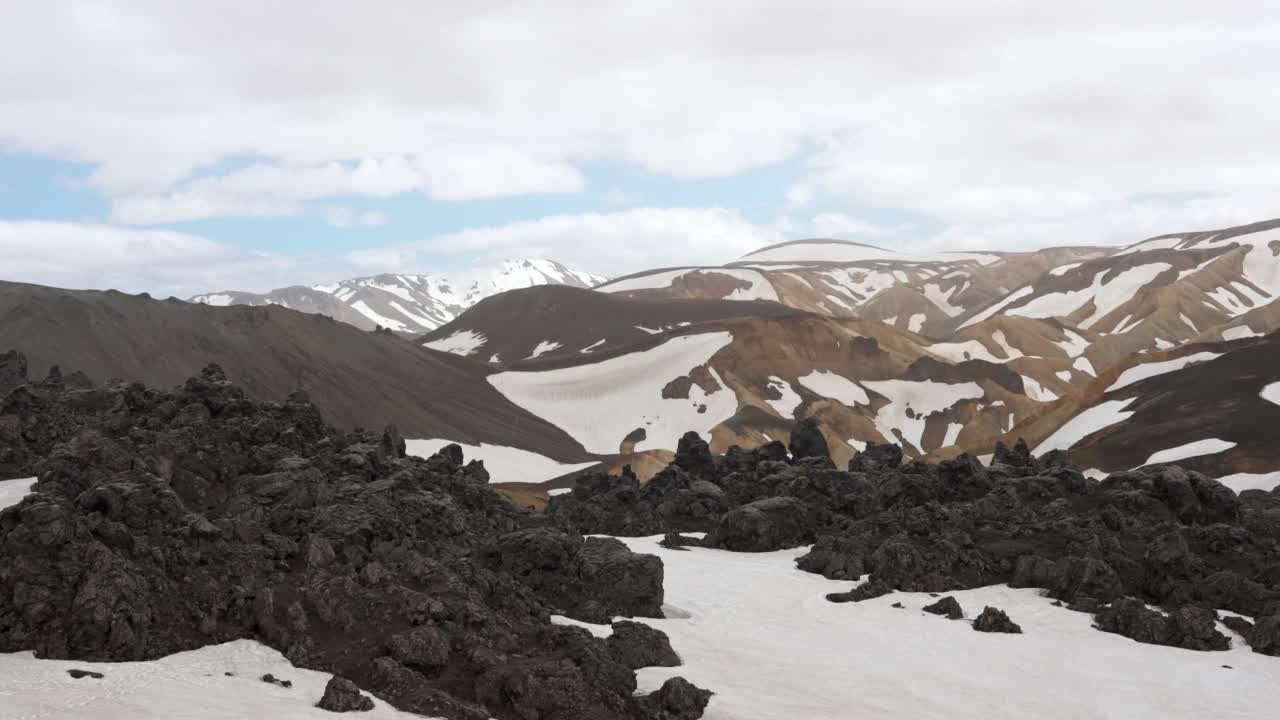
972 607 1022 634
922 596 964 620
317 676 375 712
67 669 104 679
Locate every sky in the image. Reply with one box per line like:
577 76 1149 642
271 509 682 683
2 1 1279 297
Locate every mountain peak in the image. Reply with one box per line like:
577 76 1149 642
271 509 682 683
190 258 606 333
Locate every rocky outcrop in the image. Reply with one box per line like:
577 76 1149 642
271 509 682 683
922 596 964 620
0 358 708 720
549 419 1280 657
972 607 1022 634
317 677 375 712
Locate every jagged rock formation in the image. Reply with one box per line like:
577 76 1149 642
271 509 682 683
0 354 708 720
549 432 1280 656
972 607 1022 634
317 677 375 712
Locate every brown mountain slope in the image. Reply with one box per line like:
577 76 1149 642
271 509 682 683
0 280 590 462
953 334 1280 477
418 284 803 366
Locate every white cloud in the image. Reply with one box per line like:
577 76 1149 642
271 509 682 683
0 208 777 297
809 213 911 239
2 2 1279 255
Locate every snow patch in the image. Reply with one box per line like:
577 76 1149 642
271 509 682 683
1021 375 1059 402
907 313 927 334
1262 382 1280 407
797 371 870 407
422 329 487 356
1034 398 1136 454
581 339 607 354
1215 471 1280 494
862 380 984 454
1139 439 1237 468
489 332 738 454
0 640 423 719
405 439 596 484
528 340 563 359
1106 352 1223 392
942 422 964 447
0 477 36 510
765 376 803 419
350 300 408 332
1222 326 1263 341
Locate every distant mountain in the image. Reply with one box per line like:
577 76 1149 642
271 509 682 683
191 258 607 333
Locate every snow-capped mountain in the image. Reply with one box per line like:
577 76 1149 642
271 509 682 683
190 258 606 333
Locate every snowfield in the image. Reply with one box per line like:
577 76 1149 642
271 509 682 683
1215 471 1280 494
1105 351 1223 392
612 537 1280 720
0 640 433 720
489 332 738 454
797 370 869 407
422 329 487 356
1263 382 1280 407
862 380 983 453
765 376 802 418
1033 398 1136 455
1138 439 1237 468
404 439 596 484
0 477 36 510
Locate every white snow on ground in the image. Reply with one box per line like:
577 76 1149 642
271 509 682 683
1009 264 1171 329
797 371 870 407
598 268 693 293
1033 398 1136 454
0 477 36 510
991 330 1025 360
489 354 501 363
1083 468 1109 480
943 422 964 447
1154 338 1175 350
422 329 487 356
922 283 964 317
1138 439 1237 468
192 293 235 306
0 640 432 720
1055 371 1072 382
1215 471 1280 494
1072 356 1097 377
489 332 737 454
907 313 927 333
634 325 665 335
927 340 1002 364
550 615 613 638
862 380 984 453
387 300 436 328
350 300 408 332
1106 352 1223 392
959 286 1034 329
1048 262 1082 276
1054 328 1090 358
405 439 596 484
580 339 607 354
547 487 574 497
714 269 780 302
618 536 1280 720
847 439 867 452
1181 313 1199 333
1264 382 1280 407
1020 375 1059 402
765 376 803 418
528 340 563 359
1222 326 1263 341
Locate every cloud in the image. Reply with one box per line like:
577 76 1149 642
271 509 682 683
809 213 912 239
2 1 1277 240
110 153 583 224
0 208 779 297
321 207 389 228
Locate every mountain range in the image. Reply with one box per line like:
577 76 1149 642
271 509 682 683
4 218 1280 497
191 258 607 333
